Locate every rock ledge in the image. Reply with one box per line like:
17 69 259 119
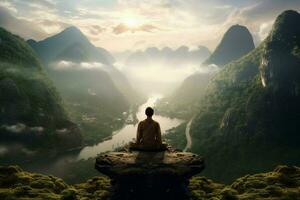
95 149 204 200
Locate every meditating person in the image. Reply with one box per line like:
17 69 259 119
130 107 167 151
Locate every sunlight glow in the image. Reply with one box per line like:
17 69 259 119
123 18 142 28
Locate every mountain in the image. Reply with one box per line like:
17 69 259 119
28 26 141 107
204 25 255 66
28 26 113 64
126 45 211 67
48 65 130 144
156 26 254 118
28 26 143 144
0 27 82 149
156 72 216 119
190 10 300 182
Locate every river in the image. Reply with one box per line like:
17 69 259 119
183 117 194 152
0 95 184 182
77 95 183 159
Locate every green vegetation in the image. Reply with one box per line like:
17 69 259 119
0 165 110 200
164 122 187 150
189 165 300 200
0 27 82 149
48 68 129 144
0 28 42 69
155 25 255 119
1 165 300 200
156 73 212 119
190 10 300 183
28 26 144 144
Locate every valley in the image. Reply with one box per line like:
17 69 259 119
1 2 300 199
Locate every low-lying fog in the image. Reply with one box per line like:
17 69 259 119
113 46 213 95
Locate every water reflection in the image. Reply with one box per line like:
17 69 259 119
77 95 183 159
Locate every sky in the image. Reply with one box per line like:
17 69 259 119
0 0 300 52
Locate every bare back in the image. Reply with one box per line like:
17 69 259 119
136 118 162 145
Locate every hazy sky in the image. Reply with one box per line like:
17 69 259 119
0 0 300 52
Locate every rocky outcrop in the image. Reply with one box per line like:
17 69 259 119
259 10 300 97
95 149 204 200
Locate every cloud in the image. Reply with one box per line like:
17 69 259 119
134 40 146 47
258 21 274 40
113 23 160 34
88 25 105 35
0 146 8 156
205 0 300 46
1 0 299 51
0 1 18 13
51 61 107 71
239 0 300 21
1 123 26 133
14 0 56 10
1 123 44 134
0 6 47 40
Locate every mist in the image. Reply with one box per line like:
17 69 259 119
113 46 215 95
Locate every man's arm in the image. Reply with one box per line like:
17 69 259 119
136 122 142 144
156 123 162 144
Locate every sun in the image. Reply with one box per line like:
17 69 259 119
123 18 140 28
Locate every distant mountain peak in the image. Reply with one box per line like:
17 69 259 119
259 10 300 91
58 26 86 40
28 25 114 64
145 47 160 52
270 10 300 42
27 39 37 47
277 10 300 20
176 45 189 51
62 26 82 33
204 24 255 66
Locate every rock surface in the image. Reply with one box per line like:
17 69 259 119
95 149 204 200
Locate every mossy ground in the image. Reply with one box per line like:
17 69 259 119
189 165 300 200
0 166 110 200
1 165 300 199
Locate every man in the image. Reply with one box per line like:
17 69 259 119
130 107 167 151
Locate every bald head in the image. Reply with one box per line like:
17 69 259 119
145 107 154 117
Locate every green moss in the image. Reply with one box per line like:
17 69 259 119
190 165 300 200
1 165 300 200
61 188 77 200
0 166 110 200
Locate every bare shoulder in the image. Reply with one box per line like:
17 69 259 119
153 120 160 126
138 120 146 125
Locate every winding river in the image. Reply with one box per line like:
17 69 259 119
1 95 186 181
183 117 194 152
77 95 184 159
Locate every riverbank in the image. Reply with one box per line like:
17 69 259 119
0 95 184 184
77 95 183 160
